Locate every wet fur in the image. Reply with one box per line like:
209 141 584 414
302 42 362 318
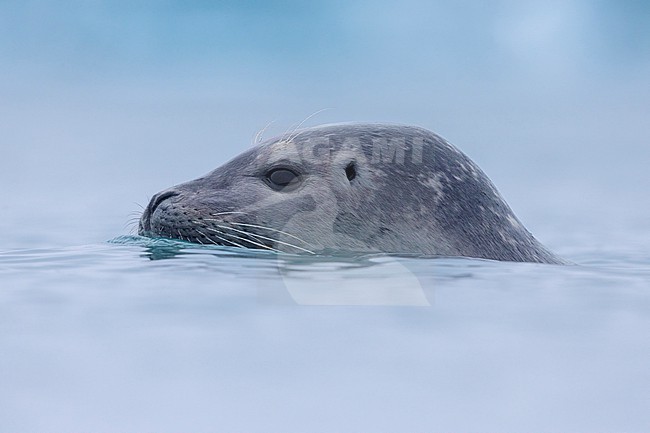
139 123 564 264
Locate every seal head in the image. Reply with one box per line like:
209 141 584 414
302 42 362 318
139 123 563 264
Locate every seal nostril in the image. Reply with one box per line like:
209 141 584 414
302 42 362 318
141 190 180 234
149 191 179 215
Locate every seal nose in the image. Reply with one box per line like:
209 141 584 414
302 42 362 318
149 190 179 215
139 190 179 234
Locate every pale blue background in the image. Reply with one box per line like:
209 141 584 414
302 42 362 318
2 0 649 250
1 2 650 432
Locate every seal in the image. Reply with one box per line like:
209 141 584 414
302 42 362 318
138 123 564 264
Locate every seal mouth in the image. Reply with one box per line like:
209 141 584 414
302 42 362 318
140 206 316 254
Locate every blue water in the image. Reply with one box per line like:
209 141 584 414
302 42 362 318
1 229 649 432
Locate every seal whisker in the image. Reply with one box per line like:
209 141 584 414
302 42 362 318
284 108 331 143
125 223 139 235
202 226 258 249
124 217 140 232
203 227 247 248
195 229 219 246
228 222 313 246
253 120 276 144
193 230 206 245
213 227 283 253
193 219 278 251
210 211 249 217
214 223 309 254
280 122 299 144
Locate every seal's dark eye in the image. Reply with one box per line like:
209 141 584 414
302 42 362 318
345 162 357 181
265 168 300 191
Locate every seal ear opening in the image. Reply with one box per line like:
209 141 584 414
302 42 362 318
345 162 357 181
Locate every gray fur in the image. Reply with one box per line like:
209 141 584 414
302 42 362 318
139 123 564 264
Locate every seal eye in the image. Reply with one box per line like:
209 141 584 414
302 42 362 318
345 162 357 181
265 168 300 191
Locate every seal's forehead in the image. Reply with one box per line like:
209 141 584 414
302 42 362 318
255 134 346 167
255 139 306 165
254 123 456 170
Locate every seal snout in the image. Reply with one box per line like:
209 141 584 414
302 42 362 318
149 190 180 215
139 190 180 235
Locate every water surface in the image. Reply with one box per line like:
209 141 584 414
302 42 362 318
1 234 649 433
